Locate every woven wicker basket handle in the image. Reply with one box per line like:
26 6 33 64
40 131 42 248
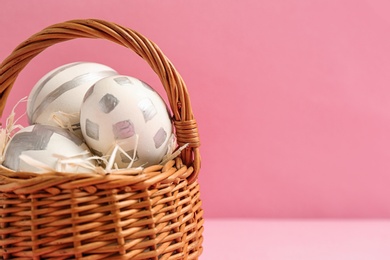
0 19 201 183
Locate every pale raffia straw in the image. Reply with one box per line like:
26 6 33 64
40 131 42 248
0 19 203 260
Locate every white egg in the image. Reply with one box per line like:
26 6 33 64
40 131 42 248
80 75 173 168
27 62 118 135
2 125 95 173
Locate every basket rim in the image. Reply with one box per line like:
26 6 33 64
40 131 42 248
0 158 195 195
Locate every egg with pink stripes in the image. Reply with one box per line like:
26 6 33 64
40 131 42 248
27 62 118 135
80 75 173 168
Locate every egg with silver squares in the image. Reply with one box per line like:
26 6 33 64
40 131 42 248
80 75 174 169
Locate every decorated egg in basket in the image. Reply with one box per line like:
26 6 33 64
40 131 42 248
2 124 95 173
27 62 118 133
80 75 173 168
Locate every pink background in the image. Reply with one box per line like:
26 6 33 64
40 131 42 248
1 0 390 218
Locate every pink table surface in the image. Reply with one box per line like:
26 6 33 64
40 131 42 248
201 218 390 260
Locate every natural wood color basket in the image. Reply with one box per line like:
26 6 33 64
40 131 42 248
0 19 203 260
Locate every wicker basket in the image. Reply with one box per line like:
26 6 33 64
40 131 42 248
0 19 203 260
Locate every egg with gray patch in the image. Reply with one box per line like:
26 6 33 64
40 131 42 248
80 75 173 168
2 125 95 173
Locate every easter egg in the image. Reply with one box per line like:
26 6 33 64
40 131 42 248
80 75 173 168
2 125 94 173
27 62 118 134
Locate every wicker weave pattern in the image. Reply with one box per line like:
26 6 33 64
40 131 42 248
0 19 204 259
